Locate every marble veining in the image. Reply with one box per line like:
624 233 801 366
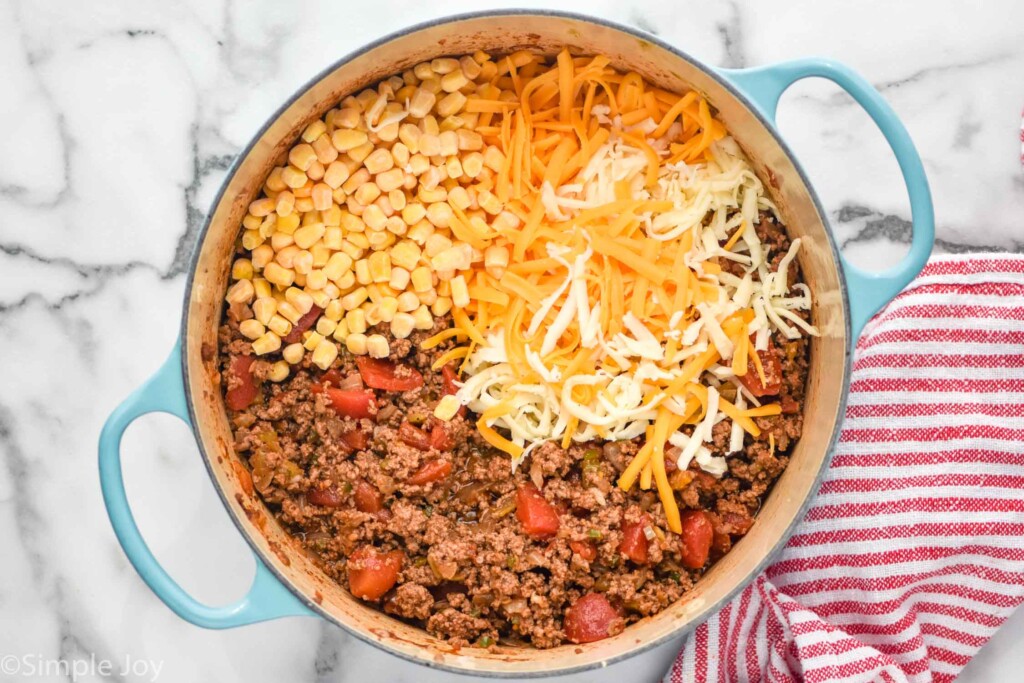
1 1 1023 681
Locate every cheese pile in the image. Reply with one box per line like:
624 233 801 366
424 49 819 534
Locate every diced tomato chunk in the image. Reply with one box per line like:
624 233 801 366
354 481 383 513
441 364 459 394
356 357 423 392
516 484 560 539
283 305 323 344
340 429 368 452
306 487 344 508
738 338 783 397
679 510 714 569
708 512 731 554
722 510 754 535
429 424 453 451
318 388 376 419
619 516 651 564
564 593 624 644
406 459 452 486
225 355 258 410
569 540 597 562
780 395 800 414
320 368 344 388
398 421 431 450
440 364 467 417
347 547 402 601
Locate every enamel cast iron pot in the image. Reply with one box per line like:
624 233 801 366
99 10 934 677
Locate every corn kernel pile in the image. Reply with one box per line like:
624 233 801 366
225 50 524 377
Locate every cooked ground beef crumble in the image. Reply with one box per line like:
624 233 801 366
219 215 809 649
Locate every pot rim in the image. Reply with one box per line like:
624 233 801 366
180 8 852 677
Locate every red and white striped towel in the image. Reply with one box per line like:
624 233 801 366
668 255 1024 683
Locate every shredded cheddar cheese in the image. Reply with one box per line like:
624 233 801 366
415 49 818 534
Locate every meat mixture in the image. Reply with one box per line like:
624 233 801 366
218 214 809 649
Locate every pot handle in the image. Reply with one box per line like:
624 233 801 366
98 340 314 627
719 59 934 336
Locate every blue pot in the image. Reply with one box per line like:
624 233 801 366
99 10 933 677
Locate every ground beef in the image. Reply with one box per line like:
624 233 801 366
385 583 434 621
218 218 810 649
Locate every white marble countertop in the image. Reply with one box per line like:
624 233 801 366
2 0 1023 681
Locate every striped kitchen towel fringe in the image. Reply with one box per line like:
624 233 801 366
669 255 1024 683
